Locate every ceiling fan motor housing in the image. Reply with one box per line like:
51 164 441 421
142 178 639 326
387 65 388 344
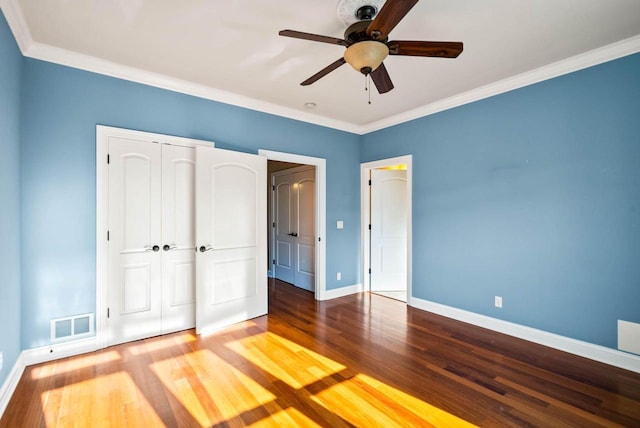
344 20 387 44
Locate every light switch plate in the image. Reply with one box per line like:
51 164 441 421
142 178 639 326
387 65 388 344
337 220 344 229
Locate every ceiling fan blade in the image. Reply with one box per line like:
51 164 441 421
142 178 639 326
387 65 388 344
279 30 348 46
370 62 394 94
388 40 463 58
301 58 347 86
366 0 419 41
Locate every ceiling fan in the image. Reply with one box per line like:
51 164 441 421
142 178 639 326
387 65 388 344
279 0 463 94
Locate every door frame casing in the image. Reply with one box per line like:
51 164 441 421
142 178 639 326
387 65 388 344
259 150 327 301
96 125 214 350
360 155 413 302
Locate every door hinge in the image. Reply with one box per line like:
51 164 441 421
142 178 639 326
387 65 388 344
368 268 371 274
107 230 110 241
107 154 110 164
272 259 276 265
368 179 371 186
272 185 275 191
107 308 110 318
318 237 321 242
368 224 371 230
272 222 275 228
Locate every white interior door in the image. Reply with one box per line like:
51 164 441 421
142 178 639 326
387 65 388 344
274 173 295 283
161 144 196 334
370 169 407 293
195 146 267 336
293 169 316 291
108 138 162 345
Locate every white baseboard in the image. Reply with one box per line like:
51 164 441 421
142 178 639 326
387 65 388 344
0 353 25 418
409 297 640 374
0 337 98 418
319 283 362 301
22 336 98 366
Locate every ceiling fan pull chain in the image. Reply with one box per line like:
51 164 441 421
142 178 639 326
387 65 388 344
368 74 372 105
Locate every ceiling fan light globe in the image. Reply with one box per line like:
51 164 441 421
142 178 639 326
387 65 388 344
344 41 389 74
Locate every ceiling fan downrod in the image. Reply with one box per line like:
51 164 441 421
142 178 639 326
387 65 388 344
356 5 377 20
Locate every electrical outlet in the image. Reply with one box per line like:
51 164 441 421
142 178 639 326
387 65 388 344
495 296 503 308
337 272 342 281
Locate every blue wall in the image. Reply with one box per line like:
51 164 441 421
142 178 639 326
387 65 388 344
20 59 362 349
362 53 640 349
0 11 22 386
7 7 640 355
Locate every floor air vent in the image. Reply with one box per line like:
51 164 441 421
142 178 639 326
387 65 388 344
50 313 94 342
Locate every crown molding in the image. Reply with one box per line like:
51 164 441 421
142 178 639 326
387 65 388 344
0 0 33 53
24 42 362 134
359 34 640 134
3 0 640 135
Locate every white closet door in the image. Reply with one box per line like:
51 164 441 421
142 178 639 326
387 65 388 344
195 147 267 336
108 138 162 345
370 169 407 292
274 173 295 283
161 144 196 334
293 169 316 291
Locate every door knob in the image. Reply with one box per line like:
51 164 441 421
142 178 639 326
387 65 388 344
288 233 298 237
199 245 214 252
163 244 178 251
152 245 160 252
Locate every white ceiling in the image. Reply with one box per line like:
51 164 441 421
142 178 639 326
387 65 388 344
4 0 640 133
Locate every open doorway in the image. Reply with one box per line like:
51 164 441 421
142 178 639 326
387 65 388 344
259 150 327 300
361 155 412 303
268 161 316 292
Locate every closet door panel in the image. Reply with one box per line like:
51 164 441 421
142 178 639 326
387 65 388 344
161 144 196 334
195 146 267 336
108 138 162 346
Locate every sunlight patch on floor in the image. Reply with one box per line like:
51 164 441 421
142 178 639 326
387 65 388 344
247 407 323 428
225 332 346 389
151 349 276 426
311 373 477 428
31 350 121 380
41 371 164 427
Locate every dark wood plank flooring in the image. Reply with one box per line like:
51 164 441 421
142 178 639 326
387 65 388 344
2 279 639 427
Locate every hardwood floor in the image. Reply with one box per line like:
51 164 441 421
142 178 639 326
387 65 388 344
2 279 639 427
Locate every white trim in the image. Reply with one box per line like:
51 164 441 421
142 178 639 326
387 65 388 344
0 353 25 418
410 296 640 374
0 0 33 54
22 337 98 367
361 155 413 302
359 35 640 134
4 0 638 136
21 40 362 134
3 0 638 135
259 150 327 300
320 283 362 301
96 125 215 350
1 335 99 418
